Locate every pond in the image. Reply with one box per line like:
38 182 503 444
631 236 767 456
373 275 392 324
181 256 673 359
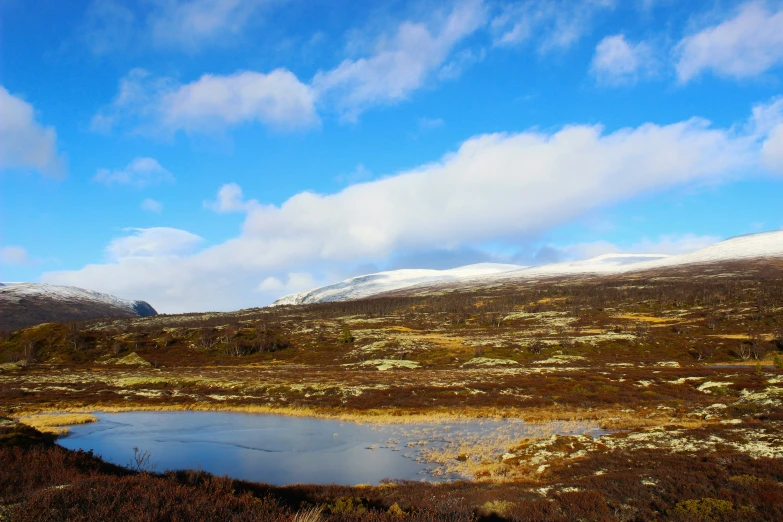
58 411 607 485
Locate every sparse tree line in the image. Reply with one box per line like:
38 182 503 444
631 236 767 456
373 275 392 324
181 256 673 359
1 263 782 365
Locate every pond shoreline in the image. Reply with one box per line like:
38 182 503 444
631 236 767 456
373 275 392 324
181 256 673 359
52 410 606 486
12 402 673 432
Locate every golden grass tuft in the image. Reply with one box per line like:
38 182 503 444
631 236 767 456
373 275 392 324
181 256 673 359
17 413 98 435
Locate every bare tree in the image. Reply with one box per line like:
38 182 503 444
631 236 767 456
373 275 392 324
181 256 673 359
195 329 218 350
736 343 753 361
748 330 767 361
691 344 715 361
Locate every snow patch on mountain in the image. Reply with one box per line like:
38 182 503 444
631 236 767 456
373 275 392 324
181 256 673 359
273 263 525 305
496 253 671 279
0 283 157 317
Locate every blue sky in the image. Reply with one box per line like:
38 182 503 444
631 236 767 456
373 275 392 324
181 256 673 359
1 0 783 312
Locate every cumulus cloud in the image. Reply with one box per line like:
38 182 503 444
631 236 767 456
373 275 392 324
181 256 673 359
106 228 203 260
141 198 164 213
491 0 615 51
312 0 486 120
675 2 783 82
591 34 655 85
94 157 175 187
234 119 749 265
43 108 767 313
0 246 34 266
204 183 258 213
94 2 483 131
257 272 317 294
0 86 64 177
94 68 318 134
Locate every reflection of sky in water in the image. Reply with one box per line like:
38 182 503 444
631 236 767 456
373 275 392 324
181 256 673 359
58 412 604 485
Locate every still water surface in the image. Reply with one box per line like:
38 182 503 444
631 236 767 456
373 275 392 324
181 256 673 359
58 411 605 485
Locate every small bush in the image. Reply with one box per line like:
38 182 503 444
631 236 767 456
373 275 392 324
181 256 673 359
673 497 733 519
327 496 367 514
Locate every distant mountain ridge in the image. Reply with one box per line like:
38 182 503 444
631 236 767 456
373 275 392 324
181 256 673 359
0 283 157 331
273 231 783 306
272 263 526 306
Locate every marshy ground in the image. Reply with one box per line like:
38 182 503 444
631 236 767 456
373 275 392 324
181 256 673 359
2 259 783 520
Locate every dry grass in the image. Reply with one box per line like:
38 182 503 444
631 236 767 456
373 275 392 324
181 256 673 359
10 397 723 432
17 413 98 435
14 402 562 425
708 333 777 341
292 507 323 522
612 314 674 323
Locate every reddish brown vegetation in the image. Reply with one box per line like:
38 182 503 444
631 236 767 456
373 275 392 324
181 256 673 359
2 420 783 521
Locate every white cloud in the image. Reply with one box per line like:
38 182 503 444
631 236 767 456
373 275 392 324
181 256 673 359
106 228 203 260
312 0 486 120
750 96 783 135
491 0 615 51
141 198 164 213
204 182 258 213
0 86 64 177
43 109 767 313
93 1 483 130
591 34 655 85
94 157 174 187
0 246 34 266
257 272 316 293
94 68 318 134
163 70 317 131
675 2 783 82
749 97 783 174
235 119 749 264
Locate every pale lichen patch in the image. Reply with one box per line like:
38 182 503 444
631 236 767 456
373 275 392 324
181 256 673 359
462 357 518 367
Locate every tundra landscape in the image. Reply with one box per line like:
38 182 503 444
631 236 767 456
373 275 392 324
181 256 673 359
5 0 783 520
3 245 783 520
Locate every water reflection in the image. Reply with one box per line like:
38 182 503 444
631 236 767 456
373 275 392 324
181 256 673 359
58 411 605 485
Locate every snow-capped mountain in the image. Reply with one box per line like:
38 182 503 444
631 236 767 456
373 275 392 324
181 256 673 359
426 230 783 290
0 283 157 330
273 231 783 305
492 253 671 279
272 263 526 305
628 230 783 270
